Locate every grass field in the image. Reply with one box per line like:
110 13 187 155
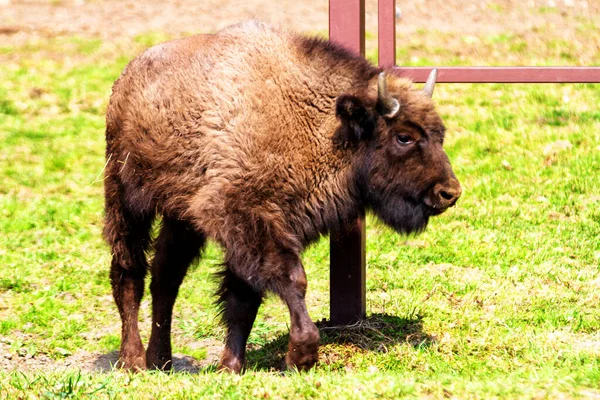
1 18 600 399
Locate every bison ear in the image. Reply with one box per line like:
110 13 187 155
335 95 375 144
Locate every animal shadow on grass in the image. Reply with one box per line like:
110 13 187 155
246 313 434 371
92 351 209 374
90 314 432 373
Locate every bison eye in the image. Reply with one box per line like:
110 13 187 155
396 135 414 145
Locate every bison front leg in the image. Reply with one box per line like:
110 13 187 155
217 269 263 373
146 218 206 370
273 255 320 371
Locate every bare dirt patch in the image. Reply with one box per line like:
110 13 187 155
0 336 223 374
1 0 598 42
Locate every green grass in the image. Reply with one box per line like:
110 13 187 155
1 26 599 398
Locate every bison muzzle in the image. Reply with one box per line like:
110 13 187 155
103 21 461 373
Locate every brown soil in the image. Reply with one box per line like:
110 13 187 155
1 0 598 43
0 335 223 373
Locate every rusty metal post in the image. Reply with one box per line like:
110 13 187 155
378 0 396 69
328 0 366 324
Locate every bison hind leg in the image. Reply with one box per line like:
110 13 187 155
104 173 156 371
104 162 155 371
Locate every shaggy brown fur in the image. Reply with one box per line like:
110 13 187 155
103 21 461 373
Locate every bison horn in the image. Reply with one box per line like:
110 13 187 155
377 72 400 118
423 68 438 98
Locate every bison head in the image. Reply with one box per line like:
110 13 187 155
335 69 462 234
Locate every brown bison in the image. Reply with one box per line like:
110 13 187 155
103 21 461 373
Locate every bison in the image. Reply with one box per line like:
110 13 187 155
103 21 461 373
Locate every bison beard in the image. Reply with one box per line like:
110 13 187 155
103 21 460 374
370 195 430 235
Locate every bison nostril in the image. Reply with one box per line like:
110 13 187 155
440 190 454 201
428 182 461 210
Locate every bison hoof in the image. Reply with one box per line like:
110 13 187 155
285 335 319 371
217 359 243 374
146 355 173 371
117 354 147 372
217 348 244 374
285 349 318 371
117 341 147 372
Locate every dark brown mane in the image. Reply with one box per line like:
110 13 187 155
295 35 378 84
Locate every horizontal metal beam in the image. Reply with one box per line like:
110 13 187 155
392 66 600 83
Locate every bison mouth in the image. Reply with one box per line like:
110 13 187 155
424 203 448 217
